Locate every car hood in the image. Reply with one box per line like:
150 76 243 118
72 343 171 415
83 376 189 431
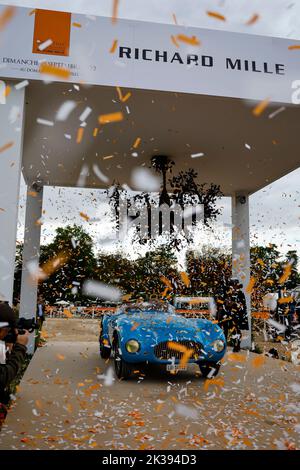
116 312 223 344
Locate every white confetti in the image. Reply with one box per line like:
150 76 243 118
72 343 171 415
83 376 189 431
56 100 76 121
131 168 161 191
38 39 53 51
191 152 205 158
37 118 54 127
268 106 285 119
175 404 199 420
82 280 121 301
79 106 92 122
93 164 109 183
14 80 29 90
97 366 115 386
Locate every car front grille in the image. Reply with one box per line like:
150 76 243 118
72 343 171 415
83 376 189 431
154 340 203 360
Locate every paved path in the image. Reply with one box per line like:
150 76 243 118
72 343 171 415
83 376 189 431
0 319 299 450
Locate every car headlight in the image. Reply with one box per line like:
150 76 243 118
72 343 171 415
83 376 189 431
212 339 225 352
125 339 140 353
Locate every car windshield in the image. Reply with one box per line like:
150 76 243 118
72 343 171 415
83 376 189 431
122 302 174 315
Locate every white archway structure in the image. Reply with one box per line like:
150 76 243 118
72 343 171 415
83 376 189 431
1 6 300 351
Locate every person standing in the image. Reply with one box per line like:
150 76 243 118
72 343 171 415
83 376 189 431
36 295 45 330
0 302 29 426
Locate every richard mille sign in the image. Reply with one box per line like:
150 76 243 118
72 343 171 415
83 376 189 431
118 46 285 75
0 5 299 103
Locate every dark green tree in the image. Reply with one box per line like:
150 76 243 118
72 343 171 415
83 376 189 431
39 225 97 303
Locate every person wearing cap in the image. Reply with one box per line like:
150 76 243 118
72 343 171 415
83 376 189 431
0 302 29 425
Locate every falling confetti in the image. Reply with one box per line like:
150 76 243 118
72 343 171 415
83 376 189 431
245 14 259 25
0 5 16 30
111 0 119 24
110 39 118 53
98 112 123 124
252 98 270 116
206 11 226 21
39 63 71 80
0 141 14 153
176 34 201 46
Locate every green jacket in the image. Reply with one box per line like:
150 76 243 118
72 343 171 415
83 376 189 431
0 343 27 403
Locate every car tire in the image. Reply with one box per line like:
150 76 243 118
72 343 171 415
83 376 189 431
199 362 220 378
99 319 111 359
113 336 132 380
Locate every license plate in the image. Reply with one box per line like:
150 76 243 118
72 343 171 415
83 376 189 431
166 364 187 371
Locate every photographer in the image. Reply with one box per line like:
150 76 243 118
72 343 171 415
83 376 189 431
0 302 29 425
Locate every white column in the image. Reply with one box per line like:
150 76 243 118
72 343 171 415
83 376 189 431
19 185 43 354
0 82 25 304
231 193 251 349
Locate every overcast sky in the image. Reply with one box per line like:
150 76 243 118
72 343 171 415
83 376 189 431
1 0 299 263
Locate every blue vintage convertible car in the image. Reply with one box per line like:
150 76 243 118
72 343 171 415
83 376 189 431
99 301 226 379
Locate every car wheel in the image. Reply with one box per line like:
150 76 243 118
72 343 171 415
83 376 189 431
199 362 220 378
113 336 132 380
99 319 111 359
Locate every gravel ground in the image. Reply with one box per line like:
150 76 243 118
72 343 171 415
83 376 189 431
0 319 299 450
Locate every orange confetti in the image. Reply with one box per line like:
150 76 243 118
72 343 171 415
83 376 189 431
0 141 14 153
38 251 69 281
246 14 259 25
27 190 38 197
66 403 73 413
161 287 170 298
279 264 292 284
110 39 118 53
207 11 226 21
122 293 132 301
227 352 246 363
133 137 141 149
278 296 294 304
130 322 140 331
160 276 173 290
72 22 82 28
79 211 90 222
204 377 225 391
288 45 300 50
245 277 256 294
0 6 16 30
180 271 190 287
56 354 65 361
112 0 119 24
252 98 270 116
167 341 194 368
35 399 43 409
76 127 84 144
98 112 123 124
4 85 11 98
39 62 71 80
177 34 201 46
171 35 179 48
251 355 265 368
252 311 269 320
93 127 99 137
63 309 73 318
116 86 131 102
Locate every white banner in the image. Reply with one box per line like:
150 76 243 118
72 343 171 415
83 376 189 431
0 6 300 103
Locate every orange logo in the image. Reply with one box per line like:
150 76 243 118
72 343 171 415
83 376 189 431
32 9 71 56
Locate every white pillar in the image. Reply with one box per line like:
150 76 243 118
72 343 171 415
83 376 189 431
19 185 43 354
0 82 26 304
231 194 251 349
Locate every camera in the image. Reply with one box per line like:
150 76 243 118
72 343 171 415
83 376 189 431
3 317 38 343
